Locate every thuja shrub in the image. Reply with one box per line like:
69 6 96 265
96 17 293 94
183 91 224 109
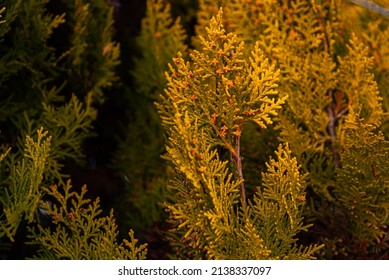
122 0 389 259
129 0 388 260
340 0 389 135
0 1 146 259
158 9 323 259
2 0 386 260
0 0 120 182
112 0 187 231
174 0 389 259
0 129 147 259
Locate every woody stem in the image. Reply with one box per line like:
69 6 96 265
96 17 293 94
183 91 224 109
235 134 246 208
327 90 340 168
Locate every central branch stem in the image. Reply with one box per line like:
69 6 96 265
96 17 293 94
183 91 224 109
235 134 246 208
327 90 340 168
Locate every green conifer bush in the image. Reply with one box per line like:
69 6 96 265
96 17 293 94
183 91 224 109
112 0 187 231
121 0 388 259
1 0 388 260
1 128 146 259
336 110 389 249
183 0 389 258
342 0 389 135
0 1 146 259
0 0 120 181
158 9 322 259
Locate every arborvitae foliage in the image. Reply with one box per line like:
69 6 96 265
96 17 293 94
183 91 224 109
335 110 389 257
0 128 147 259
158 9 322 259
28 181 147 260
0 0 119 183
0 7 5 25
193 0 227 48
0 128 51 241
1 0 387 260
339 0 389 135
0 1 147 259
132 0 187 99
251 144 319 259
112 0 187 231
190 0 388 259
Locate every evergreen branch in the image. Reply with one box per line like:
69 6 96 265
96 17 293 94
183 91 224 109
0 128 51 241
0 147 10 162
252 144 323 259
27 180 147 260
309 0 331 52
338 33 383 126
336 110 389 246
160 8 320 259
41 95 97 183
327 89 340 168
0 7 5 24
234 134 246 208
133 0 187 98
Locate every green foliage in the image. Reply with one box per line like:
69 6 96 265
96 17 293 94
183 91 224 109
150 0 388 259
28 181 147 260
0 128 51 241
0 7 5 25
191 0 387 259
0 1 146 260
335 110 389 254
341 0 389 136
1 0 388 261
0 0 119 173
113 0 187 231
57 0 121 104
193 0 226 48
40 94 97 183
159 9 320 259
0 0 118 189
132 0 187 99
0 128 147 259
159 9 286 157
251 144 322 259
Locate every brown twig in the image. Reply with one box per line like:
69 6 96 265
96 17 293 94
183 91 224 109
327 90 340 168
328 89 350 168
234 133 246 208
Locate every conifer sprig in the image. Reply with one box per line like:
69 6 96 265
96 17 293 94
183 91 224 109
338 33 384 126
0 0 146 260
132 0 187 98
0 7 6 25
28 181 147 260
160 9 286 207
112 0 188 231
160 8 320 259
40 94 97 183
0 128 51 241
336 110 389 246
252 144 323 259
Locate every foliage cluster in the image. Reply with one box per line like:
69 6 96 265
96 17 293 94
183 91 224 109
0 0 146 259
112 0 187 232
1 0 389 260
128 0 389 259
158 7 321 259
